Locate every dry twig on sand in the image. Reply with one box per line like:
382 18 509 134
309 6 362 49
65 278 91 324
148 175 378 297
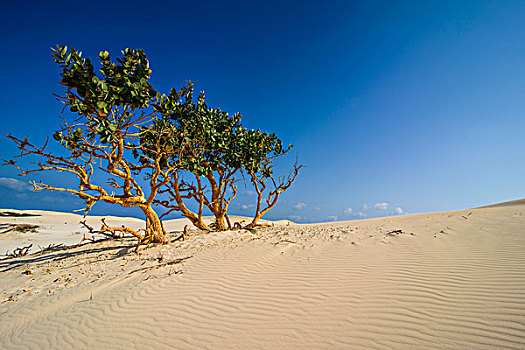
35 243 65 255
382 229 408 236
128 256 192 275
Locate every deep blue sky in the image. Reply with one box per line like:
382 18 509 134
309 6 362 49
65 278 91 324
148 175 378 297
1 0 524 222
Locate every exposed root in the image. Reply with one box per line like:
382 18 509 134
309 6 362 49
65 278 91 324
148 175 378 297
233 220 245 229
171 225 188 242
80 218 152 252
1 244 33 261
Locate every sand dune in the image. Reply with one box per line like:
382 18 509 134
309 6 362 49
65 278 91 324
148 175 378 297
1 203 524 349
477 198 525 208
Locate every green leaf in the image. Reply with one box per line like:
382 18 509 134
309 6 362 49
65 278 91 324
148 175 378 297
52 131 62 141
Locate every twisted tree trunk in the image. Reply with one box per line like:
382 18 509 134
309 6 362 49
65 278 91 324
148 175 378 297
213 211 229 231
141 205 167 244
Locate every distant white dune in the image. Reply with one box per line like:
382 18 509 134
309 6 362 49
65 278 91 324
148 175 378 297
0 209 292 255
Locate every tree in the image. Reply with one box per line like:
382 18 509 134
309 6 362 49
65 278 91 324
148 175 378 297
147 84 302 230
243 133 302 229
5 45 301 245
5 45 186 249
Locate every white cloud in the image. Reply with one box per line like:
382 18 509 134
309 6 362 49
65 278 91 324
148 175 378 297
374 202 389 210
328 215 338 221
362 204 368 210
243 190 256 196
312 206 321 211
0 177 31 192
393 207 404 215
240 204 255 210
293 202 307 210
288 215 303 221
344 207 367 217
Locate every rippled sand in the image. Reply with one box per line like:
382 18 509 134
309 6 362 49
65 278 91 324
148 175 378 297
1 202 524 349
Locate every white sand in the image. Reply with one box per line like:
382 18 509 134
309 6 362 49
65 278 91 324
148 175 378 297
1 202 524 349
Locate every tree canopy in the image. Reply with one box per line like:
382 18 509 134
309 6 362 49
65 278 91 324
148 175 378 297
142 83 300 230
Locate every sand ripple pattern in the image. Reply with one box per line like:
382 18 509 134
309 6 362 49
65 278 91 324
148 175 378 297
1 206 525 349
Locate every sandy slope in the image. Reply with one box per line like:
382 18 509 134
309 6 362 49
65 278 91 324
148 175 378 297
1 203 524 349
